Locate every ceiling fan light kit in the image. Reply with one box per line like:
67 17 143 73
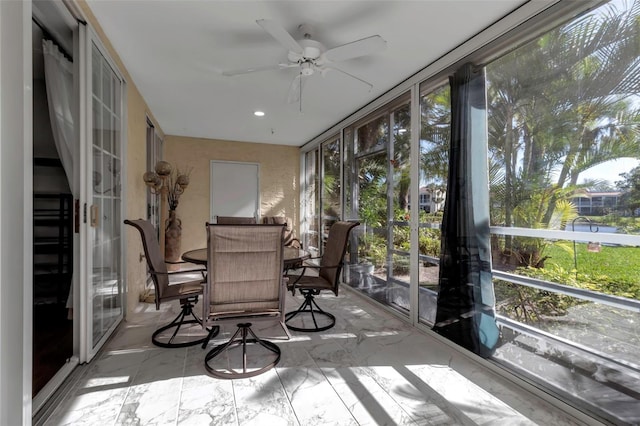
222 19 387 109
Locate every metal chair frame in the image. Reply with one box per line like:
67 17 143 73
285 221 359 332
124 219 218 348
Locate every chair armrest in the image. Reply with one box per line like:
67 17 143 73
152 268 207 280
300 257 321 267
299 262 341 270
285 238 303 249
167 268 206 275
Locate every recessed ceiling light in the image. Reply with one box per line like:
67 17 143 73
254 111 265 117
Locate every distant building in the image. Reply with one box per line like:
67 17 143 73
413 186 446 213
572 191 621 215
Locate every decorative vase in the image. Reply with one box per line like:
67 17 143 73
165 209 182 270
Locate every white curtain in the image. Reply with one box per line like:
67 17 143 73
42 39 75 193
42 39 76 312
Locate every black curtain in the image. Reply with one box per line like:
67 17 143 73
433 63 499 358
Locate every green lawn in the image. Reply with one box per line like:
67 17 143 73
544 242 640 289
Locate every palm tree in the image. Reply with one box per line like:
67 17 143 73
487 0 640 266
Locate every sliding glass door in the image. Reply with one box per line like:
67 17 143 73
79 25 125 362
344 96 412 315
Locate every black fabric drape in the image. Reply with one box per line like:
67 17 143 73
433 63 499 358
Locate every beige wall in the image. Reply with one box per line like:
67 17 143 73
79 1 163 314
164 136 300 252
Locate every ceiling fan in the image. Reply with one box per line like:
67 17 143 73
222 19 387 108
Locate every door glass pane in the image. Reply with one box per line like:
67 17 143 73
101 155 113 196
90 42 123 348
91 45 100 97
92 98 101 150
418 84 450 325
112 158 121 197
113 117 121 157
102 62 112 108
101 106 111 154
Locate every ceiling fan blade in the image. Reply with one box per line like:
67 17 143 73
222 63 294 76
323 66 373 91
324 35 387 63
256 19 303 54
286 73 308 104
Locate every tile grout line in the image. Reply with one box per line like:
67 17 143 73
310 339 361 426
174 346 188 426
110 337 147 426
274 366 302 426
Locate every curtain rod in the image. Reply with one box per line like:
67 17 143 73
32 17 73 62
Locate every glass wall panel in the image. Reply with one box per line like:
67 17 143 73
418 84 450 324
321 137 341 253
343 128 355 220
486 1 640 421
356 114 387 154
303 149 320 256
389 101 411 310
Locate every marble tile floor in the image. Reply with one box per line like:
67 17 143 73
44 289 590 425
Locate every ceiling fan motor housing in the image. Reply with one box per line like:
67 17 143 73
288 38 325 63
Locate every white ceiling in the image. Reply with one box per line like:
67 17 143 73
86 0 528 146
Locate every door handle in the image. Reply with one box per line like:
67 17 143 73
90 204 99 227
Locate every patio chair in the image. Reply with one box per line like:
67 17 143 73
201 223 289 379
285 221 359 332
124 219 217 348
262 216 302 249
215 215 257 224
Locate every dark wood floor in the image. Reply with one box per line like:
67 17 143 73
33 303 73 397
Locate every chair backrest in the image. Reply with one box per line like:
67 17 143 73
216 216 257 224
204 224 285 320
124 219 168 308
262 216 300 248
320 221 359 293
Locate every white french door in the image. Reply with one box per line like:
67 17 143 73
78 24 125 362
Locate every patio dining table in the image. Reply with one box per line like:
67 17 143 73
181 246 310 270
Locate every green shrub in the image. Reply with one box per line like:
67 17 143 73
495 263 640 323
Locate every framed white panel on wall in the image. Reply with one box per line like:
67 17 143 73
210 161 260 222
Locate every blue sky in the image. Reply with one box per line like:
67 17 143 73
577 157 640 185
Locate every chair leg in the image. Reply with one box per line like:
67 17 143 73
204 323 281 379
285 290 336 332
201 324 221 349
152 298 209 348
279 320 292 340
